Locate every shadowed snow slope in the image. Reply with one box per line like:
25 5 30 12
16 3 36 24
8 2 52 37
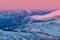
0 10 60 40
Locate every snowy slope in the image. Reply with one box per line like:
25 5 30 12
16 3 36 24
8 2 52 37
0 10 60 40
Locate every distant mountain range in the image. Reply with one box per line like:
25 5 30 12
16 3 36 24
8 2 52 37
0 10 51 19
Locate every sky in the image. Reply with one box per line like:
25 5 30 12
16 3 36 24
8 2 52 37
0 0 60 10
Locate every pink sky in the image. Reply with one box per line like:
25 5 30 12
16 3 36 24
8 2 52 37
0 0 60 10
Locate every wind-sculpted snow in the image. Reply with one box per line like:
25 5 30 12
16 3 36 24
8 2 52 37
0 10 60 40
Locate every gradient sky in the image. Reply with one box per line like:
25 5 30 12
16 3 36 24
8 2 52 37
0 0 60 10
